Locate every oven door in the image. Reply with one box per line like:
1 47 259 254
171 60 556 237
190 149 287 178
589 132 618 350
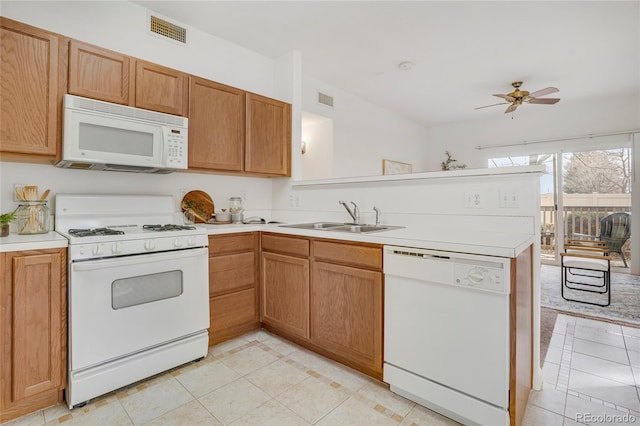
69 247 209 371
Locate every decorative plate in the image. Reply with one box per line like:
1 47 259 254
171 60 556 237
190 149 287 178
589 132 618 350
181 190 214 223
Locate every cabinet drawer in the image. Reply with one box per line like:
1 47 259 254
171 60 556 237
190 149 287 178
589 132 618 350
209 233 256 255
313 240 382 270
209 288 257 333
209 252 255 296
262 233 309 257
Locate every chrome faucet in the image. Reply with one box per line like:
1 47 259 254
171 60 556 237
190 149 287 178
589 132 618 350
339 200 360 224
373 206 381 226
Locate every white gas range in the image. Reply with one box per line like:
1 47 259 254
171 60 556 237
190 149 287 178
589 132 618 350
55 194 210 409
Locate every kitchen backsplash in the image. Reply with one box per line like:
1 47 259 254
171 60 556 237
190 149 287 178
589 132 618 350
0 162 273 229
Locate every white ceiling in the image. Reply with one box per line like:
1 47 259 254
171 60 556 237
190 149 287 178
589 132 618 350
132 1 639 127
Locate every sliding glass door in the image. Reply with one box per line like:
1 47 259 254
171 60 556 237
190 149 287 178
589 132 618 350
561 148 632 269
489 145 633 271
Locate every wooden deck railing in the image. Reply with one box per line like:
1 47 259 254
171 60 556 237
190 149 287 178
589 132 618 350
540 205 631 259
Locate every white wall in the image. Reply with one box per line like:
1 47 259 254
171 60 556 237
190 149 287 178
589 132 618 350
301 113 333 180
301 75 430 178
0 163 273 226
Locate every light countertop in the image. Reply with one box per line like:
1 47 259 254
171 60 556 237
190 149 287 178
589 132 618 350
0 223 535 258
200 222 535 258
0 231 68 253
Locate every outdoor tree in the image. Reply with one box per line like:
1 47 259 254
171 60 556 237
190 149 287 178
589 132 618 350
563 149 631 194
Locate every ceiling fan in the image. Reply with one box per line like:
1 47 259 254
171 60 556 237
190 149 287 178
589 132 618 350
475 81 560 113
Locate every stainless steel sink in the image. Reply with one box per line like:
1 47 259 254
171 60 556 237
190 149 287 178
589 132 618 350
280 222 403 233
280 222 344 230
325 224 404 233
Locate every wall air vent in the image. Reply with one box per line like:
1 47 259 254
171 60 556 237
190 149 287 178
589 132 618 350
317 92 334 108
149 15 187 44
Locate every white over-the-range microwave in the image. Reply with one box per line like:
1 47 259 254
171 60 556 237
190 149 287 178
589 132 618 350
57 94 188 174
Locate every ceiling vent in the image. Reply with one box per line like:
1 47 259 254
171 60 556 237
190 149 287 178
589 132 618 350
317 92 334 108
149 15 187 44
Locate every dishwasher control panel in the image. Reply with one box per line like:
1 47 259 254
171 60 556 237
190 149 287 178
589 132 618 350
453 263 507 293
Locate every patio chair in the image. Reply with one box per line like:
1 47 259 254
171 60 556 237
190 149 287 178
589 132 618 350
561 242 611 307
572 212 631 267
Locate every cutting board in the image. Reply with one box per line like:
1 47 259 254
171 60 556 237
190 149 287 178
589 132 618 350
181 190 214 223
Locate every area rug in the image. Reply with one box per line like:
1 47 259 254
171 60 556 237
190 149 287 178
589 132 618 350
540 264 640 327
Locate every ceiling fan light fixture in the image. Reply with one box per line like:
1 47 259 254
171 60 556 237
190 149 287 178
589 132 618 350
475 81 561 114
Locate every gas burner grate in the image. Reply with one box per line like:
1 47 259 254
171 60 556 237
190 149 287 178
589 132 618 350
143 224 197 232
68 228 126 237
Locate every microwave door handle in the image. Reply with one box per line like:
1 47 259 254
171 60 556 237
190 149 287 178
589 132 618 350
72 247 208 271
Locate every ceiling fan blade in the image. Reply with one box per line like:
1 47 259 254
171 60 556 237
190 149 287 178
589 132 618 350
529 97 560 105
493 94 515 102
528 87 559 98
474 102 509 110
504 104 518 114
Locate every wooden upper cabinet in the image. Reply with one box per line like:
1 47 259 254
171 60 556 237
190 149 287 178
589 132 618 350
0 17 61 159
134 60 188 116
245 92 291 176
68 40 133 105
188 76 245 171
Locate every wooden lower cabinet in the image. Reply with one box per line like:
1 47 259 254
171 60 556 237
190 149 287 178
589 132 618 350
310 261 382 377
207 233 260 345
0 248 67 423
260 233 383 379
261 252 310 339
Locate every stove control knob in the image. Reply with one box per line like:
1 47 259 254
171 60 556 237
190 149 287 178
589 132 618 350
92 244 104 256
111 242 122 254
174 237 184 247
187 236 196 246
144 240 156 251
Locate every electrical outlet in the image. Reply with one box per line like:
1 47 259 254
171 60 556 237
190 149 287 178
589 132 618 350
295 194 302 207
289 194 295 207
499 191 519 208
464 191 482 208
241 191 247 202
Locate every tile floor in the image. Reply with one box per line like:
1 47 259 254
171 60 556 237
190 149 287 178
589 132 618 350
3 330 458 426
6 316 640 426
523 315 640 425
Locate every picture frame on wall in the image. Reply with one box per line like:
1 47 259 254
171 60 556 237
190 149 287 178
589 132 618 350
382 159 413 175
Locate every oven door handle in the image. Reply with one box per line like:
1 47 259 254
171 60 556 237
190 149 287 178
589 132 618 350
72 247 208 271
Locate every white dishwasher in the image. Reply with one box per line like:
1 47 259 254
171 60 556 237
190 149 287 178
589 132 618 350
383 245 511 426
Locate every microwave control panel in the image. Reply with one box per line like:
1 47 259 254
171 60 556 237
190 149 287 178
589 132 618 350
164 127 188 168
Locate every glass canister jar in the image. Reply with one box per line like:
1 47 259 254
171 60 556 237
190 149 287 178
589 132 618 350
229 196 244 223
16 201 50 234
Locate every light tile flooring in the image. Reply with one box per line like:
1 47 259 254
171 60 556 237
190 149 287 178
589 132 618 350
4 330 458 426
523 315 640 425
6 317 640 426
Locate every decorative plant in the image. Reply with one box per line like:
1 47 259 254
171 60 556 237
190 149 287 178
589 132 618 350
440 151 467 171
0 210 16 225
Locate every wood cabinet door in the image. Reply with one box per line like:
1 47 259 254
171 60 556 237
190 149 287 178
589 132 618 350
188 77 245 171
0 18 60 157
245 93 291 176
1 249 66 420
261 252 309 339
310 261 383 374
209 288 258 336
135 60 188 116
68 40 132 104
